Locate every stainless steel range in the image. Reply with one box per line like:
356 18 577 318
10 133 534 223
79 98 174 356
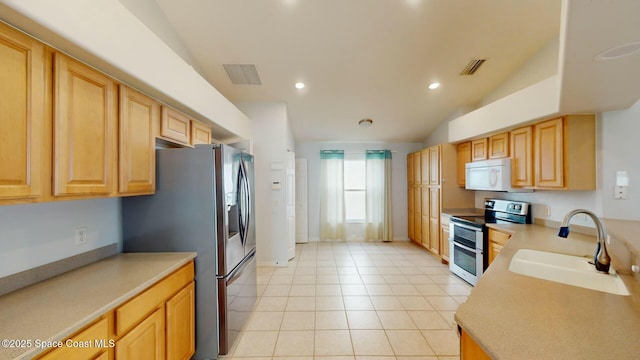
449 199 532 285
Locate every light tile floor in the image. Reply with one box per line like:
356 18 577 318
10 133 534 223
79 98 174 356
222 241 471 360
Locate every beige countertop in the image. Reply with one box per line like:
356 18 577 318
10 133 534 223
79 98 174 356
0 252 196 360
455 223 640 359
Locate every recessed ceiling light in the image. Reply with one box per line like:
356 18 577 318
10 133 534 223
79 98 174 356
596 40 640 60
295 82 305 89
358 119 373 127
428 82 440 90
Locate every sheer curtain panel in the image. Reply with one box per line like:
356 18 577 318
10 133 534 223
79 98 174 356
320 150 345 241
365 150 393 241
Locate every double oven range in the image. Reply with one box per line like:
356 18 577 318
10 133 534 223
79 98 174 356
449 199 532 286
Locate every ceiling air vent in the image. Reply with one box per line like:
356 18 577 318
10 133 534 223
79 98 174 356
460 59 486 75
223 64 262 85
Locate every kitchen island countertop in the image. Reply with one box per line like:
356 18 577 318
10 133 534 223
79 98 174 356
455 223 640 359
0 252 196 360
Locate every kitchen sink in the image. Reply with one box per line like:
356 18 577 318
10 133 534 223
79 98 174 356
509 249 630 296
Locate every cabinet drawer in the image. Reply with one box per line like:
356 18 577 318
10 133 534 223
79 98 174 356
37 317 109 360
116 262 194 336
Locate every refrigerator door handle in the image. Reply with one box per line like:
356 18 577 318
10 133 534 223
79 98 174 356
242 159 251 249
237 161 246 246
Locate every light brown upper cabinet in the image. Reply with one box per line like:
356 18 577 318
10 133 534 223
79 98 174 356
119 85 158 195
510 126 534 187
420 148 430 185
413 151 422 185
53 52 117 197
457 142 471 187
0 25 46 203
471 138 488 161
407 153 414 186
488 132 509 159
161 106 192 146
533 115 595 190
191 120 212 145
429 146 440 185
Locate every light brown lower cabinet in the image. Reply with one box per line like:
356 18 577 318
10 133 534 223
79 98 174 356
440 222 450 263
460 329 491 360
116 307 166 360
488 228 512 266
36 262 195 360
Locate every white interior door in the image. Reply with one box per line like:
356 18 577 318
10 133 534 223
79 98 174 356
295 158 309 243
286 151 296 260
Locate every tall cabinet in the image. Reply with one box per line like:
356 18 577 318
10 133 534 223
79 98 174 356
407 144 474 260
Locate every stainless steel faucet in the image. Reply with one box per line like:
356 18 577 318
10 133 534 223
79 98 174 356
558 209 611 273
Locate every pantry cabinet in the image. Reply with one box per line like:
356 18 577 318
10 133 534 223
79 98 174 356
119 85 158 195
0 25 46 203
408 144 474 259
53 52 117 197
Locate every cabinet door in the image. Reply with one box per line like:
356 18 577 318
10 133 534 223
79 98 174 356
161 106 191 145
0 25 45 201
116 307 166 360
53 53 116 196
457 142 471 187
407 187 415 241
119 85 158 195
420 149 429 185
534 118 564 188
407 153 414 185
428 187 440 254
421 187 429 248
429 146 440 185
471 138 488 161
191 120 211 145
440 225 450 262
166 283 195 360
414 188 422 244
510 126 533 187
487 228 511 265
413 152 421 185
488 132 509 159
460 329 491 360
488 242 504 265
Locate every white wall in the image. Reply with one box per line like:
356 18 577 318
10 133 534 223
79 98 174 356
235 102 293 266
601 99 640 220
295 141 424 241
0 199 121 277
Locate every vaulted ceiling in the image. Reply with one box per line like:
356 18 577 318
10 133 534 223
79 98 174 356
144 0 562 142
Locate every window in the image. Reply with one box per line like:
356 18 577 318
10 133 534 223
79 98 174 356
344 154 366 221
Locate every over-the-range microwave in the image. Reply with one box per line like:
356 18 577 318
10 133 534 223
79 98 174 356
465 158 532 192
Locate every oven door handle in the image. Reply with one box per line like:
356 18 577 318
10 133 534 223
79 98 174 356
453 241 481 254
452 222 483 232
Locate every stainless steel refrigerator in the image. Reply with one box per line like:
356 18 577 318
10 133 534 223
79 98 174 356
121 144 257 359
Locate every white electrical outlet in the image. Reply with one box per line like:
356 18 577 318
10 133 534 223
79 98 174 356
614 186 628 200
75 227 87 245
